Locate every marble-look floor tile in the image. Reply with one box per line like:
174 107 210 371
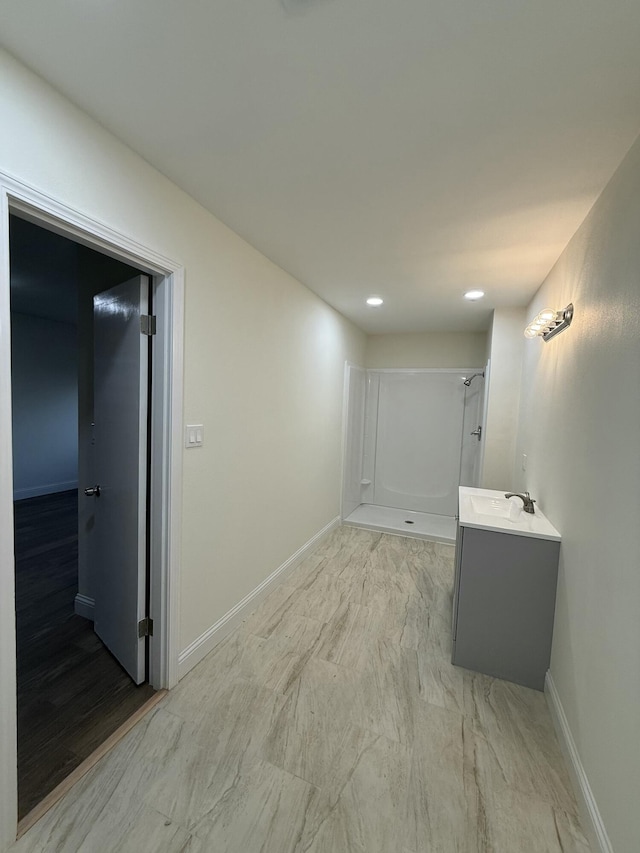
14 803 193 853
469 787 591 853
262 656 377 790
314 602 380 670
146 680 286 829
197 614 325 695
407 700 471 853
354 637 420 744
405 541 455 597
241 582 302 639
287 552 327 585
313 525 382 561
357 563 417 608
10 525 589 853
297 729 413 853
364 533 408 574
406 700 590 853
244 573 344 638
417 649 466 715
312 527 381 583
296 638 420 745
462 672 578 816
413 615 467 715
286 571 349 622
12 708 187 852
189 756 317 853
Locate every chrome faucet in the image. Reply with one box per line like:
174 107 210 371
505 491 536 514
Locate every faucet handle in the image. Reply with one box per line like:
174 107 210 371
504 491 536 513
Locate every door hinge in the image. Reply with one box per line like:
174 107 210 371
140 315 157 336
138 617 154 638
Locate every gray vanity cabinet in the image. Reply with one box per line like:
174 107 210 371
451 523 560 691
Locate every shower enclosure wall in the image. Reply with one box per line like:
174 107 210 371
342 366 485 542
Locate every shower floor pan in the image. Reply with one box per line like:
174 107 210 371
344 504 456 544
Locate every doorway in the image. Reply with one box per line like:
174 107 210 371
0 178 183 842
11 216 157 817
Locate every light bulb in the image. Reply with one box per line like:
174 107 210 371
366 297 383 306
524 327 538 339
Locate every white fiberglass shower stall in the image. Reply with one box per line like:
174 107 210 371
342 366 486 542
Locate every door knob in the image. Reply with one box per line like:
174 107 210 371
84 485 101 497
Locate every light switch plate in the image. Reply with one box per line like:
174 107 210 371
185 424 204 448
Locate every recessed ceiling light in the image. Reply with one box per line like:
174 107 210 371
366 297 383 306
464 290 485 301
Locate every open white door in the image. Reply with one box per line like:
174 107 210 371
86 275 150 684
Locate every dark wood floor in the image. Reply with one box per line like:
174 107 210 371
14 490 155 819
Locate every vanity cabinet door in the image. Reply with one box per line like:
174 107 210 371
452 527 560 691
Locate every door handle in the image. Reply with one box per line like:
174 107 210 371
84 485 101 497
470 426 482 439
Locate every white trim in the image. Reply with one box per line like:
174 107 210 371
13 481 78 501
340 361 351 521
148 268 184 690
0 172 18 853
74 594 95 620
2 170 179 275
0 171 184 848
340 361 366 521
178 516 340 679
545 672 613 853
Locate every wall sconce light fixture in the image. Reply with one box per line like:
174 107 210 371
524 303 574 342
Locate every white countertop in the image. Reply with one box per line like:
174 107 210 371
458 487 561 542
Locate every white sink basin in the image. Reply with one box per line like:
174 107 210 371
459 487 561 542
469 495 517 519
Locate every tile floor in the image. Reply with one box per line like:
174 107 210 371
12 526 590 853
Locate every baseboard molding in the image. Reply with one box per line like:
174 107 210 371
545 672 613 853
74 594 95 620
177 516 340 679
13 481 78 501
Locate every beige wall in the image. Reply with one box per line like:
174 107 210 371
481 308 525 490
515 135 640 853
0 49 365 656
365 331 486 368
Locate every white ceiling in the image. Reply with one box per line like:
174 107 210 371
2 0 640 333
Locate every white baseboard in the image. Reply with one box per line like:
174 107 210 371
13 480 78 501
178 516 340 680
74 593 95 620
545 672 613 853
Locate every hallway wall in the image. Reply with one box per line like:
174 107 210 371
0 50 365 677
515 133 640 853
481 308 525 491
365 330 486 368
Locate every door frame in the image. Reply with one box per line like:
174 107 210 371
0 171 184 841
